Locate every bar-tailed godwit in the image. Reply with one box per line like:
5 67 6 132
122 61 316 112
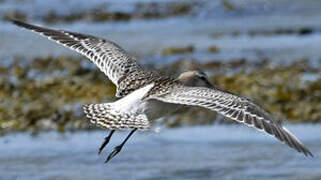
12 20 313 163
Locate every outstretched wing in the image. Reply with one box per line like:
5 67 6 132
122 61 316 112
83 103 150 130
11 20 142 91
150 86 313 157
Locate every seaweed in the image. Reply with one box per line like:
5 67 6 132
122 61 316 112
0 56 320 134
162 45 194 55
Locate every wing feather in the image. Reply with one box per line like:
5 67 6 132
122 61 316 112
11 20 142 91
150 86 313 157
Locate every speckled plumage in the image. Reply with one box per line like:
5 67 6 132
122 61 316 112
116 70 181 98
11 20 143 97
83 103 150 130
12 20 313 157
150 86 312 156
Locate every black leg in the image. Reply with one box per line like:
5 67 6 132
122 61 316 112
98 130 115 154
105 129 137 163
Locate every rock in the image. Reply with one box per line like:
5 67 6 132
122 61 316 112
208 45 219 53
162 45 194 55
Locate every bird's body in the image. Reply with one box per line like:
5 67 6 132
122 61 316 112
12 20 313 162
139 99 179 121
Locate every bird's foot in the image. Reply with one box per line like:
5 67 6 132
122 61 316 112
104 145 122 163
98 130 115 155
98 136 112 155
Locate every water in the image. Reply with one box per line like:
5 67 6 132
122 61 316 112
1 1 321 179
2 0 321 66
1 124 320 180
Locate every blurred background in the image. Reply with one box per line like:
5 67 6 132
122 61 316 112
0 0 321 179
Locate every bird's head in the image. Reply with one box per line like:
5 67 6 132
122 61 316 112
177 70 214 88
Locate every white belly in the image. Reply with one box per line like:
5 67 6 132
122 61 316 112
111 83 180 121
113 98 178 121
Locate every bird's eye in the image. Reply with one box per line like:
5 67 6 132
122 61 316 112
197 72 207 78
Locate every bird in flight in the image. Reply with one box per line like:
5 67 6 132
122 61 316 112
12 20 313 163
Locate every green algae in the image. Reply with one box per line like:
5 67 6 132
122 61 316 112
222 0 235 11
209 63 321 124
208 45 220 53
161 58 321 127
4 2 198 24
0 56 320 134
248 28 314 37
43 10 132 24
162 45 195 56
3 10 27 22
0 56 116 134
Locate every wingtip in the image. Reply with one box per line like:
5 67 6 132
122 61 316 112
304 149 314 158
300 143 313 157
298 142 314 158
281 126 314 158
9 19 30 29
9 19 23 25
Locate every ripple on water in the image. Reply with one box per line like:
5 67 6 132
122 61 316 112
0 124 320 180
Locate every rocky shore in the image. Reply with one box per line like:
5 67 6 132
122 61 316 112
1 55 320 134
3 1 199 24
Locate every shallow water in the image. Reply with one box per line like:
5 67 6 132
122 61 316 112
1 124 320 180
2 0 321 66
1 1 321 179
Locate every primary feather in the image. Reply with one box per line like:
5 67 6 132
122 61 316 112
149 86 313 157
11 20 143 97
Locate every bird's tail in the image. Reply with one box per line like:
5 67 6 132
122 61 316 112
83 103 150 130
